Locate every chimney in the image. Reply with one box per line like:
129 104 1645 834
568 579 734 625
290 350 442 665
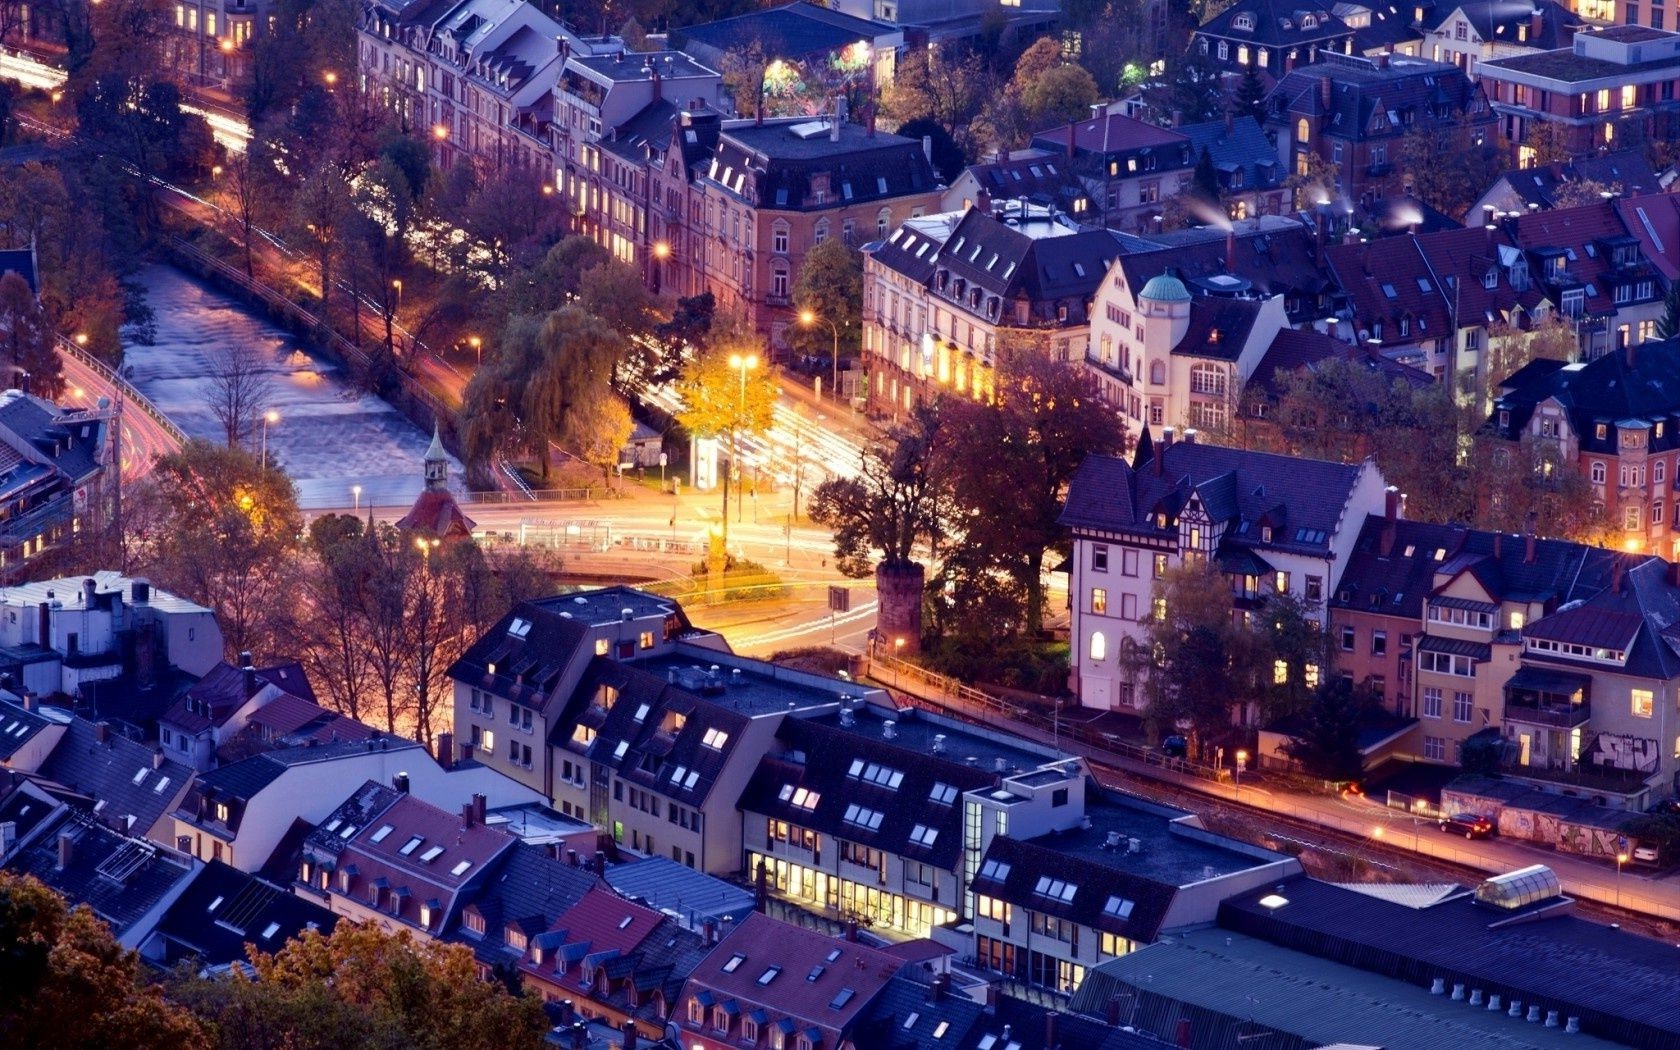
1524 511 1538 564
462 802 475 828
437 731 454 770
622 1020 640 1050
21 692 36 713
755 859 769 911
1627 338 1638 369
1225 226 1237 272
931 975 946 1002
702 919 717 945
1224 109 1234 133
1493 532 1503 560
1668 559 1680 588
240 651 256 696
1318 75 1332 111
393 771 410 794
1106 995 1123 1026
1066 119 1076 159
593 849 607 873
1613 557 1626 594
1182 428 1198 445
1373 50 1390 70
1176 1017 1193 1049
1531 8 1544 39
1045 1011 1059 1048
152 748 166 770
1384 485 1401 521
473 793 487 825
56 830 72 871
845 919 859 942
650 69 661 102
94 722 109 745
922 134 933 170
459 742 475 764
82 578 96 608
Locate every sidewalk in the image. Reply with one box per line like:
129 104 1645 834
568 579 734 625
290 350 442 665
862 651 1680 926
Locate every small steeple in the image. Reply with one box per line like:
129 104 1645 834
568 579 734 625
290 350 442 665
423 423 449 492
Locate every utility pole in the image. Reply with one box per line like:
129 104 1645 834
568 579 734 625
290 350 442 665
109 395 123 569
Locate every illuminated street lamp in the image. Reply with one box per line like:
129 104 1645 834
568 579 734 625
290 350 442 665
1234 749 1249 800
432 124 450 141
323 69 338 87
391 278 403 312
73 332 88 347
261 409 279 471
799 308 841 403
469 335 482 366
1617 851 1629 907
650 240 670 293
351 484 362 513
728 352 758 528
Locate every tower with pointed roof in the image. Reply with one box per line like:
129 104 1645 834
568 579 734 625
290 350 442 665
423 423 449 492
398 424 477 543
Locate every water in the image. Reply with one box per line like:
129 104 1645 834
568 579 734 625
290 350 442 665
122 264 463 512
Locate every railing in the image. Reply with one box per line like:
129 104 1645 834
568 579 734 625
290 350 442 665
0 496 75 545
1502 701 1591 728
56 336 188 448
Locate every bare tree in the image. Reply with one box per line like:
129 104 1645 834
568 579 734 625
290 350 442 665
205 342 274 449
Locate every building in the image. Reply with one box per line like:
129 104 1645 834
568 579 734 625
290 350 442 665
446 827 599 978
357 0 621 171
0 690 67 771
1105 215 1335 327
1479 25 1680 164
861 201 1125 415
600 854 756 932
1193 0 1357 79
1469 147 1664 217
1084 268 1290 435
551 48 726 275
960 788 1300 993
1507 198 1665 357
0 391 107 576
447 586 893 875
1339 0 1427 57
0 573 221 699
671 2 902 97
26 715 194 841
396 426 476 542
170 741 542 873
162 0 270 90
1060 436 1388 711
138 859 339 969
1175 115 1294 221
1420 0 1578 77
739 696 1076 938
939 152 1091 218
1266 52 1493 205
673 911 912 1050
157 655 340 771
1487 339 1680 554
516 884 708 1041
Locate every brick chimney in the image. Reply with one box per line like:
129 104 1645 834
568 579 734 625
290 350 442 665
1318 76 1332 111
1225 226 1237 272
436 730 454 770
1524 510 1539 564
1158 426 1174 475
462 802 476 828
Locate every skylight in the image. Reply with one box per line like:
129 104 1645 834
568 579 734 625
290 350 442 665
508 617 532 638
1259 892 1290 909
371 825 395 843
909 824 939 847
153 777 171 794
419 845 445 863
825 948 842 963
1380 283 1397 299
929 782 958 805
618 915 634 930
757 965 781 985
1103 895 1135 919
207 895 224 913
399 836 424 856
722 952 746 973
702 727 730 750
131 768 147 785
933 1021 950 1038
904 1012 920 1030
338 824 357 839
807 965 825 982
450 860 472 876
613 740 629 760
829 988 856 1009
978 859 1011 881
842 804 885 831
1034 876 1078 903
846 761 904 789
261 922 281 939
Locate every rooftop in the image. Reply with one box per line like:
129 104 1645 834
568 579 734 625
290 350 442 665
1028 791 1282 886
569 49 717 83
0 572 208 616
5 810 195 942
637 644 868 717
145 860 337 967
481 802 595 846
36 717 191 836
802 700 1068 777
602 855 757 931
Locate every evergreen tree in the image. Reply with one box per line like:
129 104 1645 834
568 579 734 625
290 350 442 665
1192 145 1220 203
1657 281 1680 341
1233 63 1267 124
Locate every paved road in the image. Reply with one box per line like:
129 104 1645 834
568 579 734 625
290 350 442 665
59 348 182 483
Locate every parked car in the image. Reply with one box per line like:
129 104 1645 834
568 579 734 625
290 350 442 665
1161 735 1188 759
1632 844 1660 866
1439 813 1496 839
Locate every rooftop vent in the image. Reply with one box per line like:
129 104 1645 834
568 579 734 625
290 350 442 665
883 720 897 740
932 733 946 754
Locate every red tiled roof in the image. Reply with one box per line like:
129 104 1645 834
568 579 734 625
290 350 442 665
247 693 375 743
397 489 477 540
1512 200 1641 316
679 913 906 1044
552 885 663 956
1035 112 1186 155
1615 193 1680 282
334 793 517 931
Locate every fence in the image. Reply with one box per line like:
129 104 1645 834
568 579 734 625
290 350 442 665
57 336 188 448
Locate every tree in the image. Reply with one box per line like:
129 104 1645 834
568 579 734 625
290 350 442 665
674 319 778 538
938 339 1128 633
1552 177 1622 210
169 923 546 1050
879 46 989 158
132 440 302 658
1284 150 1341 210
789 239 863 375
1520 120 1570 167
1399 125 1507 219
1140 49 1224 127
810 403 947 578
1479 312 1577 407
205 343 276 450
296 514 377 723
1281 678 1370 781
0 273 62 399
1191 145 1220 204
895 117 965 183
1139 562 1249 753
0 873 206 1048
1232 62 1266 124
1656 282 1680 341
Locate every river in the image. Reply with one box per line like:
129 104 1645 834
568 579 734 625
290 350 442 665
122 264 463 513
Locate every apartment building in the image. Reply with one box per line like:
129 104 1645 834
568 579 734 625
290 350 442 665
0 391 108 577
164 0 268 89
1479 25 1680 163
1060 436 1389 712
1509 199 1665 357
1266 52 1493 205
861 201 1125 416
1193 0 1356 79
447 586 892 875
1487 340 1680 557
1421 0 1577 77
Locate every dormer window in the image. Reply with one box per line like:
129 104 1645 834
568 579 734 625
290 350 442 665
1301 13 1317 27
1234 12 1255 28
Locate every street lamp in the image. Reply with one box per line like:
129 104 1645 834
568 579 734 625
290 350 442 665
799 309 841 404
323 69 338 88
892 636 905 688
469 335 482 366
651 241 670 293
727 352 758 532
351 484 362 513
391 279 403 312
261 409 279 470
432 124 449 141
74 332 88 347
1234 749 1249 800
1616 852 1629 907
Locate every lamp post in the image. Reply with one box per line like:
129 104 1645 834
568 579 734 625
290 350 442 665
727 352 758 533
261 410 279 471
893 636 905 688
1234 749 1249 801
799 309 841 404
391 279 403 313
351 484 362 514
651 241 670 294
1616 851 1629 907
469 335 482 366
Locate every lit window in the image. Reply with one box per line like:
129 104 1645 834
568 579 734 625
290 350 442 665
702 727 730 750
1090 631 1107 661
1633 689 1655 718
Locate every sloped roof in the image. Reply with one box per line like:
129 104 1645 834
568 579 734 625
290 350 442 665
676 1 892 56
1177 115 1286 192
1198 0 1354 47
36 717 191 835
149 860 337 966
1248 327 1433 398
705 119 935 210
1269 53 1489 143
1488 338 1680 456
396 488 477 540
5 809 194 942
1425 0 1576 49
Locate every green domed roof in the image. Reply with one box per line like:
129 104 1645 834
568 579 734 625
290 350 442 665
1139 271 1191 302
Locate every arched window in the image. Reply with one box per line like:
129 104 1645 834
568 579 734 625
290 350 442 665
1234 13 1254 28
1190 362 1226 396
1218 40 1229 60
771 262 789 299
1149 360 1166 385
814 218 829 244
1090 631 1107 662
1301 13 1317 27
877 206 892 239
1296 118 1311 143
1199 37 1210 54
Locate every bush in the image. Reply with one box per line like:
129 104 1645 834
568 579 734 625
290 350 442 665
920 635 1069 696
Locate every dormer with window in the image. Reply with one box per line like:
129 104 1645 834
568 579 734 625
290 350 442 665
1234 12 1255 29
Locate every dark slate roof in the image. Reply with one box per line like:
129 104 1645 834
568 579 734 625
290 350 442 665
1425 0 1575 49
1062 441 1369 561
1029 114 1191 171
959 152 1087 210
1177 116 1286 193
705 119 936 211
452 842 597 969
675 1 891 53
968 791 1290 944
0 693 55 760
147 861 337 966
1174 296 1268 362
1218 874 1680 1047
1490 148 1659 210
5 809 194 941
739 715 997 870
1332 515 1470 618
602 855 756 929
1116 217 1330 320
178 738 423 835
1267 52 1490 144
975 994 1178 1050
1197 0 1354 47
0 773 62 843
1488 339 1680 457
0 390 104 484
1525 556 1680 680
924 207 1127 327
848 976 986 1050
36 717 191 835
1247 327 1433 398
1349 1 1426 51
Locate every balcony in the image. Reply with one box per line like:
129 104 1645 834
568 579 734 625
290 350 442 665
1502 666 1591 728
